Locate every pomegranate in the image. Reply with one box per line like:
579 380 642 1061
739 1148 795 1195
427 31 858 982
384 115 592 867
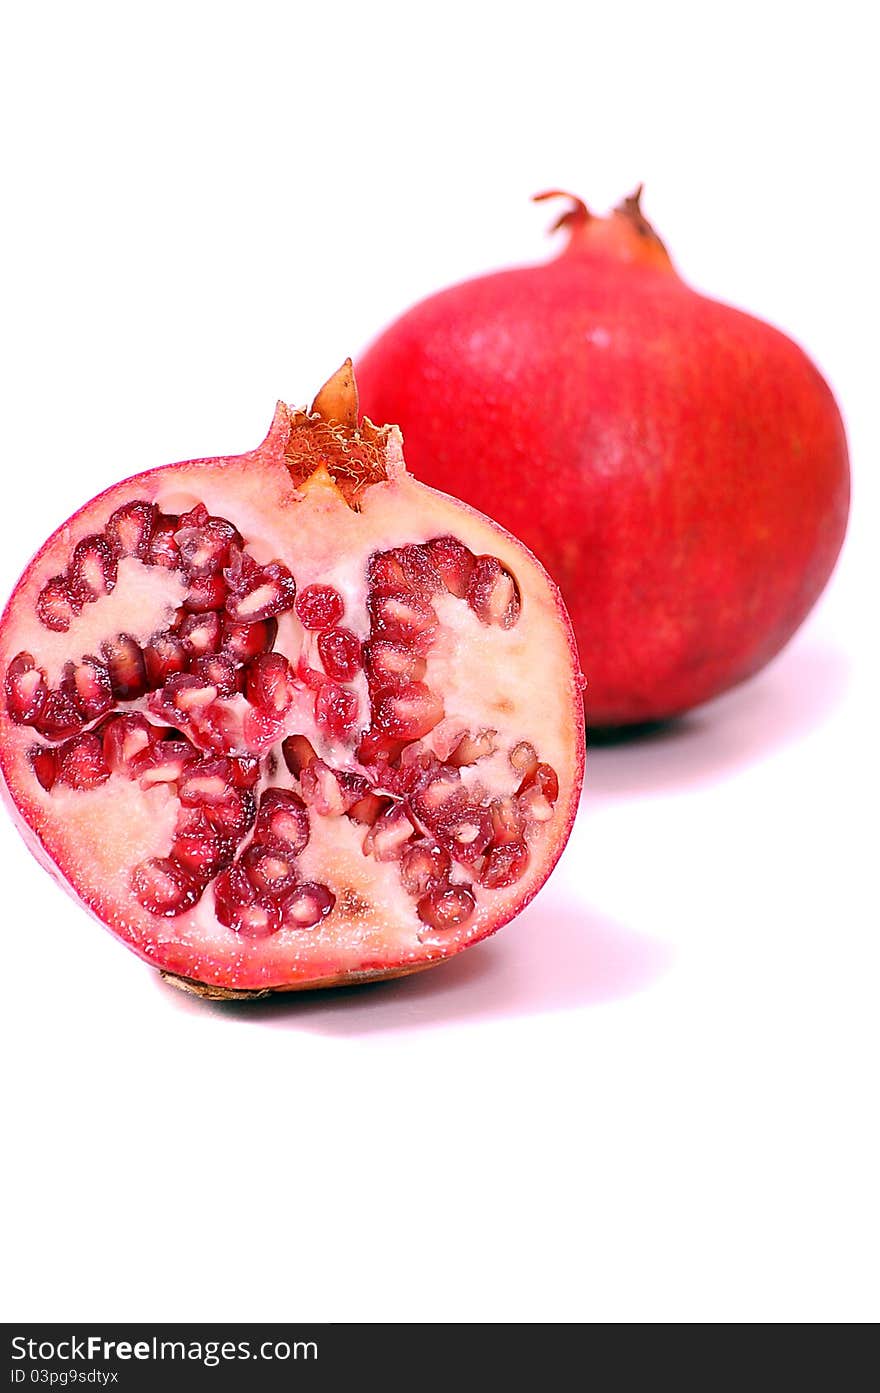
357 189 850 725
0 363 584 999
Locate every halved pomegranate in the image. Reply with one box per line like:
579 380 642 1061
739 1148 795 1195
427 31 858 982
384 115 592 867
0 363 584 999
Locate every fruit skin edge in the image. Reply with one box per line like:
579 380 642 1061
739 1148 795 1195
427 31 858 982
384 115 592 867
0 403 586 998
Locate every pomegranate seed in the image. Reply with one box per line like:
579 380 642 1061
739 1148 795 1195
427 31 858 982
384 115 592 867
282 734 318 778
369 545 440 594
146 513 180 569
103 634 148 700
363 640 427 691
245 652 295 716
399 841 451 897
183 573 227 611
28 745 57 791
300 759 349 816
408 768 463 832
368 551 411 591
5 653 47 725
240 841 299 899
69 535 117 601
34 690 82 742
368 590 438 649
425 535 476 598
489 795 524 845
213 865 280 936
509 741 539 779
336 770 371 807
440 803 493 864
102 714 157 773
318 627 361 681
55 733 110 789
466 556 521 628
178 610 222 658
230 755 261 788
519 785 555 824
354 726 406 766
151 672 217 719
143 632 188 688
363 803 416 861
295 583 345 630
106 500 156 559
190 653 239 697
374 681 444 740
178 757 235 806
296 657 328 691
172 811 234 881
256 789 310 854
314 682 359 741
221 617 277 664
447 729 496 767
131 740 198 789
347 791 392 825
393 543 442 593
225 561 297 623
66 658 113 722
281 882 335 930
36 576 82 632
174 507 240 576
519 761 559 804
480 840 530 889
416 883 476 931
132 857 202 917
379 751 444 797
204 788 256 840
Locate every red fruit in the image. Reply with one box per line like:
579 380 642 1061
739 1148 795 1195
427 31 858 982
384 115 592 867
317 627 361 681
213 866 281 937
314 681 359 741
103 634 147 700
172 810 234 882
5 653 48 725
102 714 159 774
255 788 310 854
281 882 336 930
357 189 851 725
36 577 82 632
65 657 113 722
56 733 110 790
106 501 156 559
0 363 583 996
295 584 345 630
221 616 277 664
69 535 117 602
143 632 188 688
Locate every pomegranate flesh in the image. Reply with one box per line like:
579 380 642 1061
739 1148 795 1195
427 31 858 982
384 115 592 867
0 364 584 997
356 189 850 726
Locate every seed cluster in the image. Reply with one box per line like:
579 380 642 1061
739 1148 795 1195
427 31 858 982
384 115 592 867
5 500 558 938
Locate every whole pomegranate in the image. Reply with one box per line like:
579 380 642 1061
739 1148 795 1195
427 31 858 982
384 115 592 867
0 363 584 999
357 190 850 726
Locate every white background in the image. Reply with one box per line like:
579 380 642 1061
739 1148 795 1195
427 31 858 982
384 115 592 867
1 1 877 1323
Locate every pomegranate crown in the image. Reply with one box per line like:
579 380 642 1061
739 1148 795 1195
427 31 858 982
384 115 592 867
533 186 673 270
283 359 394 508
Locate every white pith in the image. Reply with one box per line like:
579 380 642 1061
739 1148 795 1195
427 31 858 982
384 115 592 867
0 407 584 990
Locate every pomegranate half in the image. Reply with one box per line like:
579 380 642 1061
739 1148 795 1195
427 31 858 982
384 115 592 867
357 190 850 726
0 365 584 999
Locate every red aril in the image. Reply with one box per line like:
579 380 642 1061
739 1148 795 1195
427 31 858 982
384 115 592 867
356 190 851 726
0 364 584 997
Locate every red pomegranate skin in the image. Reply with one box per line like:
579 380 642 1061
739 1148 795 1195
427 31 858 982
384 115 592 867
357 193 850 726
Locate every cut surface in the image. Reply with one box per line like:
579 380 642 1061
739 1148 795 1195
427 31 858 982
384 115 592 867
0 371 584 994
